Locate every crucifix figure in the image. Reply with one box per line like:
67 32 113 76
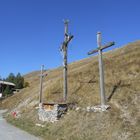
60 20 74 102
88 32 115 107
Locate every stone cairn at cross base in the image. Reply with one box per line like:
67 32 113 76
38 103 68 122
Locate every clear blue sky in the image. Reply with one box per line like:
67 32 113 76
0 0 140 78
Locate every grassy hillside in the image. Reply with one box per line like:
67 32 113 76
0 40 140 140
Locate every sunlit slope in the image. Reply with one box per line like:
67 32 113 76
1 40 140 140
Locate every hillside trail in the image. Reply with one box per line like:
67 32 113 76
0 110 42 140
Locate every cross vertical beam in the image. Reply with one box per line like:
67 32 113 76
39 65 44 105
63 20 68 102
88 32 115 107
64 20 69 38
97 32 106 106
60 20 74 102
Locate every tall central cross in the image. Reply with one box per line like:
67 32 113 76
60 20 74 102
88 32 115 106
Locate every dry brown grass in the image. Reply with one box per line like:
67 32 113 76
1 40 140 140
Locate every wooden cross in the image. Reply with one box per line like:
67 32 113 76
88 32 115 106
60 20 74 102
39 65 47 106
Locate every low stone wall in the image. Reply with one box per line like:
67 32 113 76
38 103 67 122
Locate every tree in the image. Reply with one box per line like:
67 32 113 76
3 86 13 96
15 73 24 89
1 72 25 98
6 73 24 89
6 73 15 83
3 72 25 96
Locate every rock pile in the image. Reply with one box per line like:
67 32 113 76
86 105 110 112
75 105 110 112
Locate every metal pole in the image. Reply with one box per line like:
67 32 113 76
39 65 44 105
63 20 69 102
97 32 106 106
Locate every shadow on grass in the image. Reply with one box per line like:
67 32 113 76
107 80 122 102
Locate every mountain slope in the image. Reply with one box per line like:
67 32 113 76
0 40 140 140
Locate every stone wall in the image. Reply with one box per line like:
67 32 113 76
38 103 67 122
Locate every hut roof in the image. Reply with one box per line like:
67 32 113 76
0 81 15 86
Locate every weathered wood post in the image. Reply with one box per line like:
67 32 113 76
97 32 106 106
63 20 68 102
88 32 115 107
60 20 74 102
39 65 44 106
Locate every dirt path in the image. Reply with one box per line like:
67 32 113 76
0 110 42 140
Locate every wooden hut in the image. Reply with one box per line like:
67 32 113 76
0 81 15 97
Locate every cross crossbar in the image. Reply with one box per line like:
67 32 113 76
88 42 115 55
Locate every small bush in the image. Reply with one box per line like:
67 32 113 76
24 82 30 88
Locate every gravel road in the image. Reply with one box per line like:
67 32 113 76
0 110 42 140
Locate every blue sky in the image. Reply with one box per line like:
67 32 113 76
0 0 140 78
